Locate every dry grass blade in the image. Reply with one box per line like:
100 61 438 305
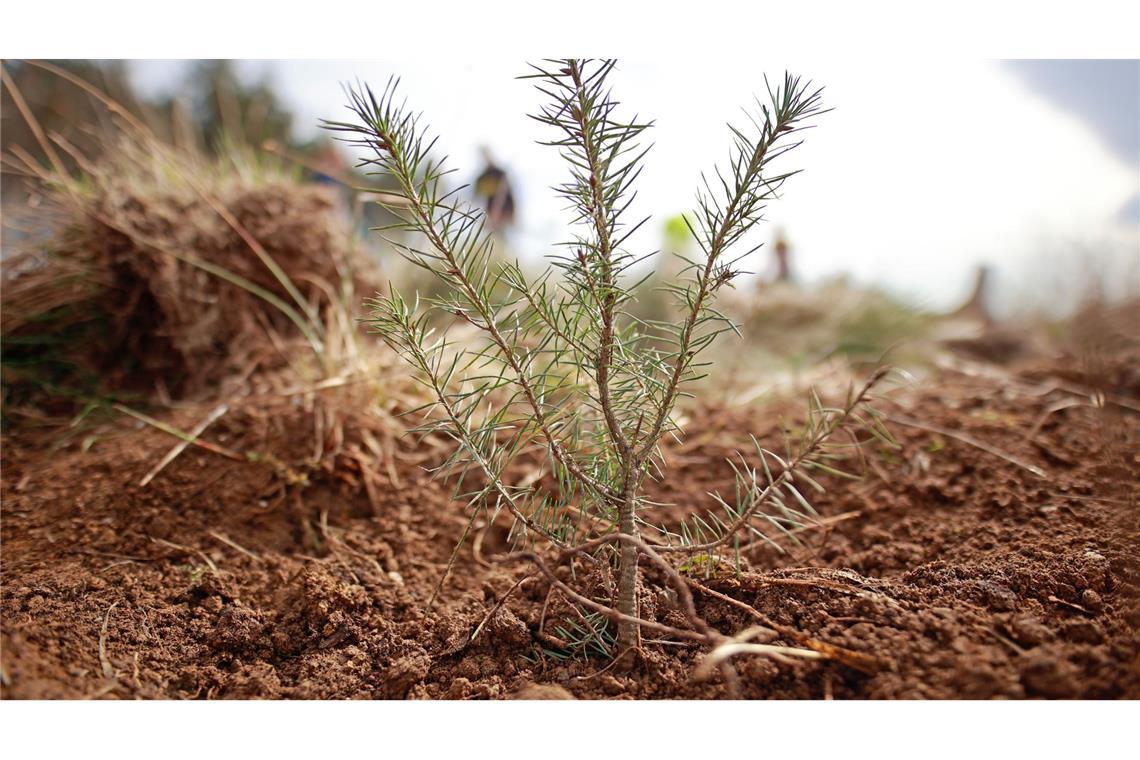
114 404 243 462
98 600 120 680
139 404 230 486
885 411 1047 478
1023 397 1100 443
149 536 218 573
0 64 68 178
207 531 262 563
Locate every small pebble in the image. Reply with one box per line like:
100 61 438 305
510 683 575 700
1080 589 1104 613
1011 617 1052 647
600 675 627 696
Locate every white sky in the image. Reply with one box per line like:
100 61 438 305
131 59 1140 315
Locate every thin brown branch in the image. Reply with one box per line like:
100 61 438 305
687 578 882 675
504 549 707 643
469 574 533 644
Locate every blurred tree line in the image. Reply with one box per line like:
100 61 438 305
1 60 395 220
3 60 304 165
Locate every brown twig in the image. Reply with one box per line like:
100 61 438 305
1047 595 1094 615
469 575 532 644
506 549 706 643
499 530 867 678
687 577 882 675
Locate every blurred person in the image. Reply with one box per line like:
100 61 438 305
473 146 516 232
765 228 794 284
312 140 349 188
306 140 354 226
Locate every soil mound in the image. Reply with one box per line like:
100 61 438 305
2 169 374 408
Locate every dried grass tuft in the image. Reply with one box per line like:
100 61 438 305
3 137 375 399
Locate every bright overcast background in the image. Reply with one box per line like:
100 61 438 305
131 59 1140 317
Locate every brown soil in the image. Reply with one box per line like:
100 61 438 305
2 354 1138 699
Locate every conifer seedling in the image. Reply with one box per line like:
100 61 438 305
325 59 893 672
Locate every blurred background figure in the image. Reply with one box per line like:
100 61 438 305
311 139 349 188
308 139 354 223
773 230 792 283
766 228 794 285
473 146 516 232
